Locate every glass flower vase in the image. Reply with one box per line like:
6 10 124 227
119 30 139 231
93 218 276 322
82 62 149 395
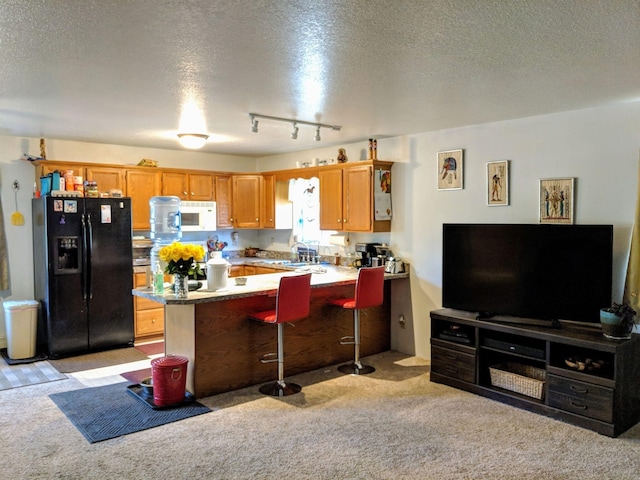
173 273 188 299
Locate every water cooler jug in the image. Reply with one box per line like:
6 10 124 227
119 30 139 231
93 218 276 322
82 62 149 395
149 196 181 270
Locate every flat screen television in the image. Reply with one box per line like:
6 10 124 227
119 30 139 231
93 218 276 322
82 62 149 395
442 223 613 326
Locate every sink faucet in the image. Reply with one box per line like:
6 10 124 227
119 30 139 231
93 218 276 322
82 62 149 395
291 241 310 263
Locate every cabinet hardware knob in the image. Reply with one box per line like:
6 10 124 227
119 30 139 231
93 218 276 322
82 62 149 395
445 354 457 360
183 191 187 195
445 366 458 373
191 192 194 196
151 319 155 324
569 400 587 410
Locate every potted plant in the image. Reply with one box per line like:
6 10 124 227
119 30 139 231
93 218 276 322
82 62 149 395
600 302 637 340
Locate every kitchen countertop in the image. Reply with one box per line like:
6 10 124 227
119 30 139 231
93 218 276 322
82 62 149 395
132 264 409 305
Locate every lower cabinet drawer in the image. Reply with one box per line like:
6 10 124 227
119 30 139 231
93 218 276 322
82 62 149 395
547 374 613 423
135 308 165 336
431 345 476 383
135 295 163 311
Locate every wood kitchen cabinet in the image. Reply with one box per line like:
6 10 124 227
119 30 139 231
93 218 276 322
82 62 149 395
162 171 214 200
319 168 344 231
261 175 293 230
261 174 275 228
319 162 392 232
126 168 161 230
232 174 261 228
34 161 124 194
214 174 233 228
133 272 164 341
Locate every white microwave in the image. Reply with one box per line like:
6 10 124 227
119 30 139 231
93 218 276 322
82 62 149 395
180 201 217 232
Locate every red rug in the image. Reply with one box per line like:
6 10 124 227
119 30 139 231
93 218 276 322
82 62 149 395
121 367 151 384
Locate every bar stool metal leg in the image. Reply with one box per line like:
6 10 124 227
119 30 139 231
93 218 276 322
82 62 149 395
259 323 302 396
338 309 375 375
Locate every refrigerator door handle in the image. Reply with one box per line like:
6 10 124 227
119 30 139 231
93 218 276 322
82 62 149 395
86 213 93 299
81 213 88 299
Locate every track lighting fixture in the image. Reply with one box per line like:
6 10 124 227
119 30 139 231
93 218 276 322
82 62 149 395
177 133 209 149
248 113 341 141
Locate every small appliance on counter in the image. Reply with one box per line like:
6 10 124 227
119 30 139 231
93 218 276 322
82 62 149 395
355 243 381 268
385 257 405 274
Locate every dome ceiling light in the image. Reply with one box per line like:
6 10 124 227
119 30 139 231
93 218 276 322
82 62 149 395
177 133 209 149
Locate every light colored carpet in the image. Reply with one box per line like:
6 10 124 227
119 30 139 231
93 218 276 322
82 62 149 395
0 359 66 391
49 347 149 373
1 350 640 479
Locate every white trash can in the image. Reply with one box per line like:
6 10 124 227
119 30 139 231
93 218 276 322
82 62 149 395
3 300 39 360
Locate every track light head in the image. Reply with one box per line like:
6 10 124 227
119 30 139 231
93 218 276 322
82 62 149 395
314 126 321 142
291 124 299 140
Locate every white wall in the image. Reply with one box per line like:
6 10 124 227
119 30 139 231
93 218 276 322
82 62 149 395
0 135 255 346
259 102 640 358
2 101 639 358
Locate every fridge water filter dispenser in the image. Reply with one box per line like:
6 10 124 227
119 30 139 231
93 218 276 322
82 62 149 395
54 237 80 273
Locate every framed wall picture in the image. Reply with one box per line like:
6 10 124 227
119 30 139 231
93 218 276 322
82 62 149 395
487 160 509 206
539 177 574 224
437 149 463 190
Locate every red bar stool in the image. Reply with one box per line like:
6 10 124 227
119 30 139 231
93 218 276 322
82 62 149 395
329 266 385 375
249 273 312 396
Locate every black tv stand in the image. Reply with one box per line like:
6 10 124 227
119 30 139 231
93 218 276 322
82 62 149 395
476 312 561 329
431 308 640 437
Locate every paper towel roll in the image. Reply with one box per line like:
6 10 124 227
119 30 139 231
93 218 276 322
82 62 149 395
329 234 350 246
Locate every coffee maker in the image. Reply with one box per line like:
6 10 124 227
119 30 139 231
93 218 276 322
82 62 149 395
355 242 380 268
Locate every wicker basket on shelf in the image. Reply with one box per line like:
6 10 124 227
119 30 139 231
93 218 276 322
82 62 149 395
489 362 546 400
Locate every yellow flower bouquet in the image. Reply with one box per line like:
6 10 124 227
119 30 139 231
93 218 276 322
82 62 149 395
158 242 205 276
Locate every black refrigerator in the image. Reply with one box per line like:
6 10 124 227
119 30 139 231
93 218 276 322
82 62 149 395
32 197 134 358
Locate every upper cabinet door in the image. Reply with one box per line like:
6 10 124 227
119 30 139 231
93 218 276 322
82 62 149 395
319 168 344 231
233 175 261 228
214 174 233 228
188 173 214 201
126 169 161 230
86 166 125 193
343 165 372 232
261 174 275 229
162 172 189 200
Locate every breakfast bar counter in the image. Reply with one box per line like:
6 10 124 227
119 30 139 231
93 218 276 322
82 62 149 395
133 266 409 398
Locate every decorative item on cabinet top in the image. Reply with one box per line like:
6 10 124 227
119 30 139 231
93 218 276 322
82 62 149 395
137 159 158 167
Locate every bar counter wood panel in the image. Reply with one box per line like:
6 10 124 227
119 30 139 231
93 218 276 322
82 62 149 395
167 282 391 398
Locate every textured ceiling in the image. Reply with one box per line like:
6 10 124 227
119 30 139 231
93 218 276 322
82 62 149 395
0 0 639 157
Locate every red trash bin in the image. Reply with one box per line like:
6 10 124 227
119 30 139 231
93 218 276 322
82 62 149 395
151 355 188 406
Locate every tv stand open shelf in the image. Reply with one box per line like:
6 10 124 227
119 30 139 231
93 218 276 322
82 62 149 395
430 308 640 437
